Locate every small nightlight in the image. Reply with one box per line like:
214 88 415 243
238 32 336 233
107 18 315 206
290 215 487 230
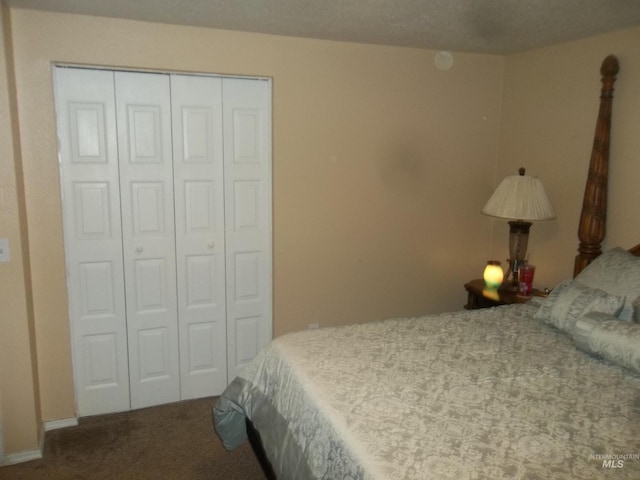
483 260 504 289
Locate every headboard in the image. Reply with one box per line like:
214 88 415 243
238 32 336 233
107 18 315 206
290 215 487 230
629 244 640 257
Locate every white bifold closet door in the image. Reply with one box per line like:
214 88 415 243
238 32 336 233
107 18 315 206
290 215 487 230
221 78 273 381
170 74 229 400
55 67 271 417
115 71 181 410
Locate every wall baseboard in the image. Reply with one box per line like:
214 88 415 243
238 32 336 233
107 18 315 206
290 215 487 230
1 417 78 466
2 448 42 465
44 417 78 432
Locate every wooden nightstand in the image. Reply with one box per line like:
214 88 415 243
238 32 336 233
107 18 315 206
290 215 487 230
464 279 544 309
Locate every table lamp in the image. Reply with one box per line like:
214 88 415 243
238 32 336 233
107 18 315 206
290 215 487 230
481 167 556 290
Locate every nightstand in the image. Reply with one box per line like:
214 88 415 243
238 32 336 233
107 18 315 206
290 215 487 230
464 279 544 309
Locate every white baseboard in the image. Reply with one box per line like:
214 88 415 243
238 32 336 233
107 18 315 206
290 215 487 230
0 417 77 466
3 448 42 465
44 417 78 432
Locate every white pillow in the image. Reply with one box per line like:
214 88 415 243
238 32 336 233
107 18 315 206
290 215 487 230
574 248 640 321
534 280 625 332
572 313 640 375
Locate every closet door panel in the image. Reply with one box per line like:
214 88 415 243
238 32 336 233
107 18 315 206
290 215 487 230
223 78 272 380
55 67 130 416
115 71 180 409
171 75 228 398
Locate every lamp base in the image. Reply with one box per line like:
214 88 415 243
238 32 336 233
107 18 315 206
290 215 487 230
506 220 531 290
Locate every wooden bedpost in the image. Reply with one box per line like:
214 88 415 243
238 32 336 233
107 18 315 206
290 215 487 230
574 55 619 277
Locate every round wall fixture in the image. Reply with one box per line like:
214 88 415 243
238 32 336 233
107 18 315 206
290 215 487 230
434 51 454 71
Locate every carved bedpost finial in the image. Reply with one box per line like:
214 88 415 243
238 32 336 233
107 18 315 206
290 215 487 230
574 55 619 277
601 55 620 79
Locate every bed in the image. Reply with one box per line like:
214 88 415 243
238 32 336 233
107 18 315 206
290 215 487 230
213 55 640 479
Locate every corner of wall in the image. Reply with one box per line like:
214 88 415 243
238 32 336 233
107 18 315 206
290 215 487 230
0 2 43 457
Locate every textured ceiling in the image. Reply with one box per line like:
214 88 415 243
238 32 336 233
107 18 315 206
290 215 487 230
6 0 640 54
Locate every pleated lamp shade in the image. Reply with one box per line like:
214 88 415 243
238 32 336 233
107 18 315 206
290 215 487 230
481 168 556 221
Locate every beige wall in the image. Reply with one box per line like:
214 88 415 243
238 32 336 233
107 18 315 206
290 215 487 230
498 27 640 290
0 3 41 456
2 5 638 459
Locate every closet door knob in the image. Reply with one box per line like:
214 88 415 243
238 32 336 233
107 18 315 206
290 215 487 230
207 241 215 250
135 245 144 254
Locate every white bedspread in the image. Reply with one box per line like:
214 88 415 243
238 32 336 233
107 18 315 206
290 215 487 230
214 303 640 479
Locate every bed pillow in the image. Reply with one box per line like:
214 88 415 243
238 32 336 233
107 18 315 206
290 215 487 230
574 247 640 321
571 312 614 351
533 280 625 332
571 313 640 375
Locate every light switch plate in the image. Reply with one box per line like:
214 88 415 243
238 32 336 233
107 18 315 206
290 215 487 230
0 239 10 262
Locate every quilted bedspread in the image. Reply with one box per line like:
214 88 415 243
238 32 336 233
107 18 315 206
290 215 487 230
214 303 640 479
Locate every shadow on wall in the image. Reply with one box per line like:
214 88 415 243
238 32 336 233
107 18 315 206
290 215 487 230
379 144 426 199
